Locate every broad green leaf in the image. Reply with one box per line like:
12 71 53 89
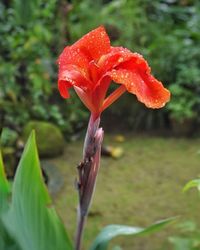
0 150 10 213
0 151 21 250
2 131 73 250
183 179 200 192
90 217 176 250
0 225 21 250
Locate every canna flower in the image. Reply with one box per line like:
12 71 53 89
57 26 171 250
58 26 170 118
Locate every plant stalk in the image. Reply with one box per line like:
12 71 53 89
75 208 86 250
75 113 103 250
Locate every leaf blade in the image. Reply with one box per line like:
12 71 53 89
183 179 200 192
89 217 176 250
3 131 73 250
0 150 10 213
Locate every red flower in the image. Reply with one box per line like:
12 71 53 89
58 26 170 116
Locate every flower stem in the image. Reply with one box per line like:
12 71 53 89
75 208 86 250
75 113 104 250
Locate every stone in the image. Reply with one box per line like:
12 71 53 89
22 121 65 157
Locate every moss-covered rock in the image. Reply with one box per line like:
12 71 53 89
22 121 65 158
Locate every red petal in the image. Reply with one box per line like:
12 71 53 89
72 26 111 60
107 67 170 109
58 80 71 98
98 47 134 73
92 76 111 111
58 46 90 78
74 86 96 113
58 64 93 99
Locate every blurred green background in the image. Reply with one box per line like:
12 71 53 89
1 0 200 249
1 0 200 139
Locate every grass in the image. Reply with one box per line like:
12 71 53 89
49 134 200 250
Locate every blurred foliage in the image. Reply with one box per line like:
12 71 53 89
68 0 200 131
0 0 200 137
169 221 200 250
168 179 200 250
0 128 18 147
0 0 87 141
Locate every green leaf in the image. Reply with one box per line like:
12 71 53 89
169 237 195 250
2 131 73 250
0 150 10 213
0 151 21 250
183 179 200 192
89 217 176 250
0 225 21 250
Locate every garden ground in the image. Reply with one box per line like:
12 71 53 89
48 135 200 250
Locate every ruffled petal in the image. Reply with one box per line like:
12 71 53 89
107 67 170 109
57 26 170 111
58 64 93 99
72 26 111 61
58 46 90 78
98 47 134 73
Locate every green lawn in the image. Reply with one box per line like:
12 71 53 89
49 135 200 250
